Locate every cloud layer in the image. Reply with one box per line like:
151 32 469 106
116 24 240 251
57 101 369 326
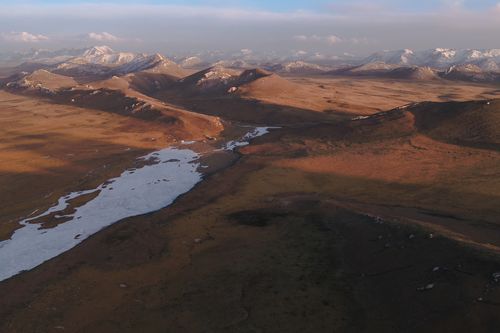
294 34 371 45
0 1 498 55
1 31 49 43
87 32 120 42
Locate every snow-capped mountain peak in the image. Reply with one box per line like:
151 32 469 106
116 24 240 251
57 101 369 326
363 48 500 71
364 49 416 65
180 56 203 68
265 61 330 74
79 47 136 66
82 45 114 57
432 48 456 59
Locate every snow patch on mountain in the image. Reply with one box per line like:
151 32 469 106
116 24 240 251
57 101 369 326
49 46 184 77
69 46 137 66
196 66 238 89
364 49 415 66
364 48 500 71
267 61 330 74
180 56 203 68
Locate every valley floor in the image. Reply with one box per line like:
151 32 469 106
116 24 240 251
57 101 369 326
1 76 500 332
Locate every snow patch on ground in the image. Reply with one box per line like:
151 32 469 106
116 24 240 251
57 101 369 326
0 127 278 282
0 148 201 282
224 127 278 150
351 115 370 121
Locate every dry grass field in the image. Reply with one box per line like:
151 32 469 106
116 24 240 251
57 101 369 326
278 75 500 115
0 90 221 240
1 73 500 332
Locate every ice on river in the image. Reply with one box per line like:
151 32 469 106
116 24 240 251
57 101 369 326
0 148 201 281
0 127 276 282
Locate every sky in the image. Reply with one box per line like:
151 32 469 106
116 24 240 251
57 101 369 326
0 0 499 56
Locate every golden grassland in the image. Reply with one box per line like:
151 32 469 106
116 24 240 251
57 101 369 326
1 74 500 331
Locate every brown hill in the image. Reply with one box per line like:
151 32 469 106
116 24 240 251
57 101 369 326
343 99 500 151
141 54 188 77
176 66 242 93
0 62 52 78
4 69 77 92
407 99 500 150
389 66 440 80
52 53 188 84
330 63 440 81
235 70 303 99
440 64 500 83
2 68 223 140
150 67 341 125
127 72 184 95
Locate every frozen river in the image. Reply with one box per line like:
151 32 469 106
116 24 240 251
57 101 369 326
0 127 275 282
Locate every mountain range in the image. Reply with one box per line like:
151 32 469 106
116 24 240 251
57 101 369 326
1 46 500 85
363 48 500 71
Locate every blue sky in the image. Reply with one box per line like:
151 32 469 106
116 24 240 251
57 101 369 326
2 0 499 12
0 0 499 55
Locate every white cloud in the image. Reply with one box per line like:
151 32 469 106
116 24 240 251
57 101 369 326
294 35 329 42
350 37 373 45
293 35 308 41
1 31 49 42
295 35 340 43
294 34 368 45
311 52 326 60
0 3 498 54
87 32 120 42
326 35 343 44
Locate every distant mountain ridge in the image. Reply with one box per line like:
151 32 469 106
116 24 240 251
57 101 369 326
2 45 500 84
363 48 500 71
0 48 88 65
0 45 187 79
3 46 500 71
